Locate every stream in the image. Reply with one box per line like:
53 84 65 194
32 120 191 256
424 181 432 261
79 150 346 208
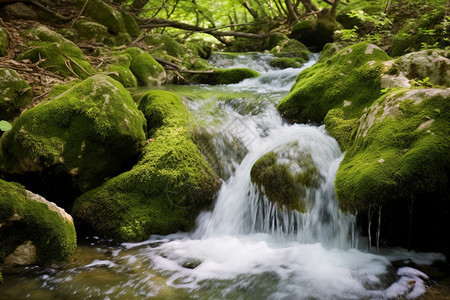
0 53 446 299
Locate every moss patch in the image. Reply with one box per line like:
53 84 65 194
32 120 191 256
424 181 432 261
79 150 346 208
250 149 320 212
0 75 146 203
190 68 260 85
335 88 450 250
72 90 220 242
0 26 9 56
104 65 137 87
270 39 310 61
16 26 93 79
0 179 76 264
269 57 304 69
78 0 125 34
130 52 166 86
277 42 390 124
0 68 33 122
121 11 141 37
73 19 109 43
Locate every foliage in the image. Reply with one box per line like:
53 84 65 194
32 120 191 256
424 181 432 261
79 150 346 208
0 121 12 132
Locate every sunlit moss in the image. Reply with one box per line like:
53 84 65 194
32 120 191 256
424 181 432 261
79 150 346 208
72 90 220 242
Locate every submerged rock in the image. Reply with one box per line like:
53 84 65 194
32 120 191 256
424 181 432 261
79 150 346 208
0 68 33 122
190 68 260 85
72 90 220 242
0 179 76 265
250 148 321 212
0 75 146 205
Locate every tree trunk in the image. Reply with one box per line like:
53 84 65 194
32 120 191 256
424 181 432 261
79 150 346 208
328 0 340 20
285 0 299 23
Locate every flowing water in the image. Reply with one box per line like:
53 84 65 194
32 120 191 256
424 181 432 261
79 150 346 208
0 53 446 299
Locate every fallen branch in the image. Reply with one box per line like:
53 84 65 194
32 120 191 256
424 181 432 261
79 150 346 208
139 18 276 39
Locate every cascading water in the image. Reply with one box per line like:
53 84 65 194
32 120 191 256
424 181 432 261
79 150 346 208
0 53 444 299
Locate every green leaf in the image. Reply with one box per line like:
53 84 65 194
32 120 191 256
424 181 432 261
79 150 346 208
0 120 12 132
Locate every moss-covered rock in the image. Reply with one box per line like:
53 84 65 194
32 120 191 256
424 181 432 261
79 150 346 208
336 0 384 29
76 0 125 34
16 26 93 79
187 39 213 59
270 39 310 60
269 57 304 69
73 19 109 43
277 43 390 124
0 26 9 57
121 11 140 37
190 68 260 85
250 148 320 212
0 179 76 265
145 34 188 59
0 68 33 122
335 88 450 250
104 65 137 87
0 75 146 205
290 17 340 51
393 49 450 87
129 52 166 86
72 90 220 241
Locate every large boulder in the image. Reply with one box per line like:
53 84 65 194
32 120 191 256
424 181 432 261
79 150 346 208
393 49 450 87
277 43 390 125
73 19 109 43
335 88 450 251
72 90 220 242
16 26 93 79
75 0 125 34
0 68 33 122
0 179 76 265
0 26 9 57
0 75 147 206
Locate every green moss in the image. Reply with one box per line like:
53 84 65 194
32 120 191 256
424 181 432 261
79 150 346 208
124 47 144 59
324 109 358 150
78 0 125 34
57 28 79 41
145 34 188 59
250 149 320 212
187 39 213 59
121 11 140 37
48 80 81 98
190 68 260 85
130 52 166 86
269 57 304 69
115 32 131 46
0 179 76 264
336 0 383 29
0 26 9 56
0 75 146 195
335 88 450 249
17 26 93 79
104 65 137 87
72 90 220 241
0 68 33 122
277 42 390 123
271 39 310 60
191 58 212 70
73 19 109 43
390 6 448 56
